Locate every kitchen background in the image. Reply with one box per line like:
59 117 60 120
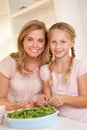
0 0 87 61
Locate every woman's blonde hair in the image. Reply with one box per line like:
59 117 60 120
10 20 48 75
48 22 76 86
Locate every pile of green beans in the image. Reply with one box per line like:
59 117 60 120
7 105 56 119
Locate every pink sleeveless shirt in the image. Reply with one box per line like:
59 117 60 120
40 59 87 123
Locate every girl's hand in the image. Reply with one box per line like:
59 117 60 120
48 94 64 107
36 94 48 106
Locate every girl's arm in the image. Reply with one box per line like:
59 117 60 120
36 80 51 106
64 73 87 107
49 73 87 108
42 80 52 100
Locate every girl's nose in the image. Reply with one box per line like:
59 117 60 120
56 42 62 48
56 42 60 48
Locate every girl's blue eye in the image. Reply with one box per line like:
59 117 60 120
61 40 67 44
61 40 66 43
50 40 56 44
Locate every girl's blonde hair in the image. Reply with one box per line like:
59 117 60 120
48 22 76 86
10 20 48 75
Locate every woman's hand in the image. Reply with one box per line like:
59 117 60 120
6 99 34 111
36 94 48 106
48 94 64 107
21 99 34 109
6 102 25 111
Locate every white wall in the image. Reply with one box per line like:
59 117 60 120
0 0 87 61
0 15 16 60
79 0 87 48
55 0 87 61
0 0 7 15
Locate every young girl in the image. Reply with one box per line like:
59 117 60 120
36 22 87 122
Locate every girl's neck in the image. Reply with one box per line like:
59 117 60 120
52 56 71 74
54 55 70 65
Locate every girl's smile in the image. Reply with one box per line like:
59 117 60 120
49 29 74 59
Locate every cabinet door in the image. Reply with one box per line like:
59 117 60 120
7 0 58 36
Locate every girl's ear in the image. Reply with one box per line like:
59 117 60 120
71 40 75 47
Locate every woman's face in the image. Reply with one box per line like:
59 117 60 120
23 29 45 58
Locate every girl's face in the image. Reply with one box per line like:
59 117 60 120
48 29 74 59
23 29 45 58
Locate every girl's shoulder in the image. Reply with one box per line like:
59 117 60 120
40 64 49 75
40 64 49 71
40 64 50 81
73 58 87 77
73 58 87 68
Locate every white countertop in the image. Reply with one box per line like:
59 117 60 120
0 116 87 130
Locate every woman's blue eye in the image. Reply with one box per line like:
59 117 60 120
27 38 33 41
38 39 45 43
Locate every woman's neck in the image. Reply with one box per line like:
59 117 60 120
26 56 41 72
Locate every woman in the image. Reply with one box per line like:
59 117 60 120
0 20 48 111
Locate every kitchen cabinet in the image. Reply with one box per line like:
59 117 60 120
6 0 59 37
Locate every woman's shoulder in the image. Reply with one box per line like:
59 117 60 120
0 55 15 68
0 56 16 78
0 55 15 63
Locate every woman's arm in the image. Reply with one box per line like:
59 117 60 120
0 72 26 111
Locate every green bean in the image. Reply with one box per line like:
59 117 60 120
7 105 56 119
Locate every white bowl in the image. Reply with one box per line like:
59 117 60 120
6 110 59 129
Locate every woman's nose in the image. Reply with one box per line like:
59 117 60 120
33 41 38 47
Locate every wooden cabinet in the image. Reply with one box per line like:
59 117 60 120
6 0 59 36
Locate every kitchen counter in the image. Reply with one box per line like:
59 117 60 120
0 116 87 130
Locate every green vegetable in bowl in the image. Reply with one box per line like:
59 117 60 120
7 105 56 119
